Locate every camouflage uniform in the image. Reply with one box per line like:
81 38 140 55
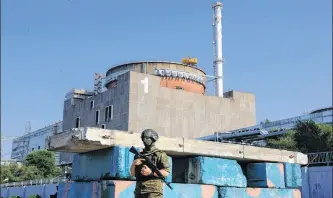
134 147 170 198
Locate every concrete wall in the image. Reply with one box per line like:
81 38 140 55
56 181 302 198
284 162 302 188
246 163 285 188
57 181 219 198
71 146 172 182
61 73 131 163
173 156 247 187
1 160 304 198
63 71 255 139
128 71 256 138
1 184 58 198
62 73 130 131
219 187 301 198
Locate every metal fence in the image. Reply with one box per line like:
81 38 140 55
308 151 332 165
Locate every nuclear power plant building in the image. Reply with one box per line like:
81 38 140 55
63 61 256 139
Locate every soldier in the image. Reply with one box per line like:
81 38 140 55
130 129 170 198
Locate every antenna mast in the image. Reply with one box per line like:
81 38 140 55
25 120 31 134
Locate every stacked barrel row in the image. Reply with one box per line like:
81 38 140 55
57 146 302 198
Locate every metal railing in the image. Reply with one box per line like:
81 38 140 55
1 177 68 188
308 151 333 165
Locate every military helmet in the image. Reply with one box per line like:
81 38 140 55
141 129 159 142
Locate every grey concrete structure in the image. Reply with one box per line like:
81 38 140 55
63 71 256 139
62 73 130 132
128 72 256 138
46 127 308 165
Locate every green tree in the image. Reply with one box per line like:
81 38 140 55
1 164 15 182
294 120 333 153
266 120 333 153
24 150 61 178
267 130 298 150
1 163 42 183
9 163 26 182
21 165 43 181
260 119 271 125
1 150 61 183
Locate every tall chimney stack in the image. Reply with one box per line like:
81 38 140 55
213 2 223 97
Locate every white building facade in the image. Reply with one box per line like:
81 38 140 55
199 106 332 142
246 106 332 131
11 121 63 165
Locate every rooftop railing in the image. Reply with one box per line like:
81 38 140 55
308 151 333 165
1 177 68 188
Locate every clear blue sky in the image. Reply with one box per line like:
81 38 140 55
1 0 332 159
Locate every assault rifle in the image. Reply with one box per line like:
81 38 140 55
129 146 173 190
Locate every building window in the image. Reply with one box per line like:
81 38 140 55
90 100 94 110
38 146 40 150
108 105 113 121
101 124 106 129
104 105 114 122
76 117 81 128
95 110 100 125
105 107 109 122
32 148 34 151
